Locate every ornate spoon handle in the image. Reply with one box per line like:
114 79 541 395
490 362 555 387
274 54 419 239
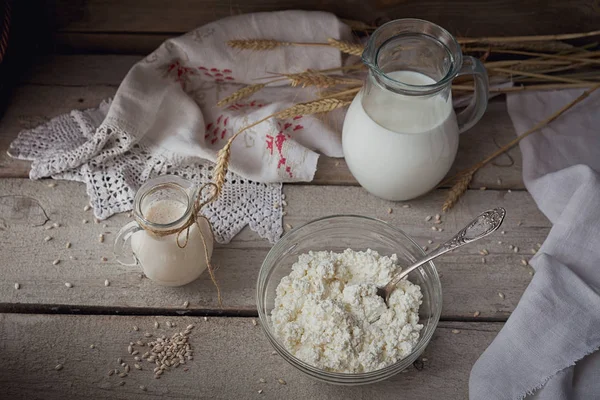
382 207 506 298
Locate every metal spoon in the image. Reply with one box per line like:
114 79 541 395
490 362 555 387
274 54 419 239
372 207 506 321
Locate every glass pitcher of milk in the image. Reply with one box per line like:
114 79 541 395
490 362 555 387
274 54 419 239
114 175 214 287
342 19 489 201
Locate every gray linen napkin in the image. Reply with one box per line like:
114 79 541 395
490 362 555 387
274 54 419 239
469 89 600 399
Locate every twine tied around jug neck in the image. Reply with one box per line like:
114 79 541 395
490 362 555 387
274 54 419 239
135 182 222 307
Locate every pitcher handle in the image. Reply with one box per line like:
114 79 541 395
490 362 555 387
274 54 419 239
114 221 142 267
455 55 489 133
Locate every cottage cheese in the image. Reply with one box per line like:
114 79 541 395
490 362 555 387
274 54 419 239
271 249 423 373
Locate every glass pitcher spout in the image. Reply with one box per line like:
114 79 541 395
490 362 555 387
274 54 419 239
361 18 465 96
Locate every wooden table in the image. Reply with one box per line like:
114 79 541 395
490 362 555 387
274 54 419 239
0 53 550 399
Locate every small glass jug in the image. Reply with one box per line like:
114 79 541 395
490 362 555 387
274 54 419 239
342 19 489 201
114 175 214 287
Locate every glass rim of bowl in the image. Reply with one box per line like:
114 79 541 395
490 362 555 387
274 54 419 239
256 214 442 383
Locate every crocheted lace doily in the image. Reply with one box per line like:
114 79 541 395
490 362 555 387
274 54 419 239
8 100 283 244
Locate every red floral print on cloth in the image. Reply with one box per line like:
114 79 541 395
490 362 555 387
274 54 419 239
197 66 235 83
265 117 304 178
204 101 265 145
159 58 198 89
226 100 265 111
204 114 230 145
159 58 235 88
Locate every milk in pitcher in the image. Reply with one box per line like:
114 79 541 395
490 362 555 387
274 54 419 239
342 18 489 201
343 70 459 201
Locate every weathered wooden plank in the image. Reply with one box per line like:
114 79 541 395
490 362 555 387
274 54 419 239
49 0 597 38
1 54 524 187
0 313 500 399
21 55 141 86
0 179 547 318
53 32 173 55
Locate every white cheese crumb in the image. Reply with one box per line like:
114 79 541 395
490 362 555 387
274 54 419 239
271 249 423 373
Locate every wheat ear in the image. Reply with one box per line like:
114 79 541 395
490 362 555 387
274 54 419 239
213 142 232 197
227 39 291 50
277 98 351 119
286 72 362 88
327 38 365 56
216 84 266 107
442 172 474 212
227 39 335 50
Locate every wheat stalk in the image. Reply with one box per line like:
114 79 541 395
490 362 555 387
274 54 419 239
488 66 589 84
442 172 474 212
486 41 575 52
286 71 362 88
507 62 573 72
528 62 598 76
318 85 363 100
213 143 232 197
340 18 377 31
227 39 292 50
485 59 571 68
227 39 335 50
277 98 352 119
318 86 362 100
253 63 365 81
458 30 600 44
327 38 365 56
216 84 266 107
464 47 600 65
441 85 600 198
452 82 597 93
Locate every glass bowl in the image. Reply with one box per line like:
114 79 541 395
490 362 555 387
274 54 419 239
256 215 442 385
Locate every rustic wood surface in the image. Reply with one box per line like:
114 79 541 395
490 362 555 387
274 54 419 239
0 2 565 393
2 55 524 188
0 179 546 319
47 0 599 55
0 313 500 399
